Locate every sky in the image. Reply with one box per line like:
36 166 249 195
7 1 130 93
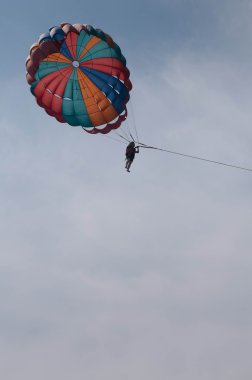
1 0 252 379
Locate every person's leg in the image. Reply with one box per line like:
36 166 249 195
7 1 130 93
127 160 133 171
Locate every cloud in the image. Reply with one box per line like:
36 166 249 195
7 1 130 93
1 3 252 379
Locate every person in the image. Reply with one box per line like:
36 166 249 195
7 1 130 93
125 141 139 172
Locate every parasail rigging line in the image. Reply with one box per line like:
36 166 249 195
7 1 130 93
128 98 139 143
136 142 252 173
102 133 128 145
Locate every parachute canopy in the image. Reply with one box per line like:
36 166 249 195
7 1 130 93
26 23 132 134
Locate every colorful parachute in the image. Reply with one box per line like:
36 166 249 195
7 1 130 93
26 23 132 134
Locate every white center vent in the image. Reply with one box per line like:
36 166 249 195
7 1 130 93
72 61 80 68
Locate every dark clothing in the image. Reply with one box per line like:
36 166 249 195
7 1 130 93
126 144 136 161
125 142 139 172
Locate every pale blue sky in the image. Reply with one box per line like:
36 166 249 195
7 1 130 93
1 1 252 379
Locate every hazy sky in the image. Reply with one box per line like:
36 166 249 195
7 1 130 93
1 1 252 379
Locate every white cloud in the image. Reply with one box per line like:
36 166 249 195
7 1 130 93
1 5 252 379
